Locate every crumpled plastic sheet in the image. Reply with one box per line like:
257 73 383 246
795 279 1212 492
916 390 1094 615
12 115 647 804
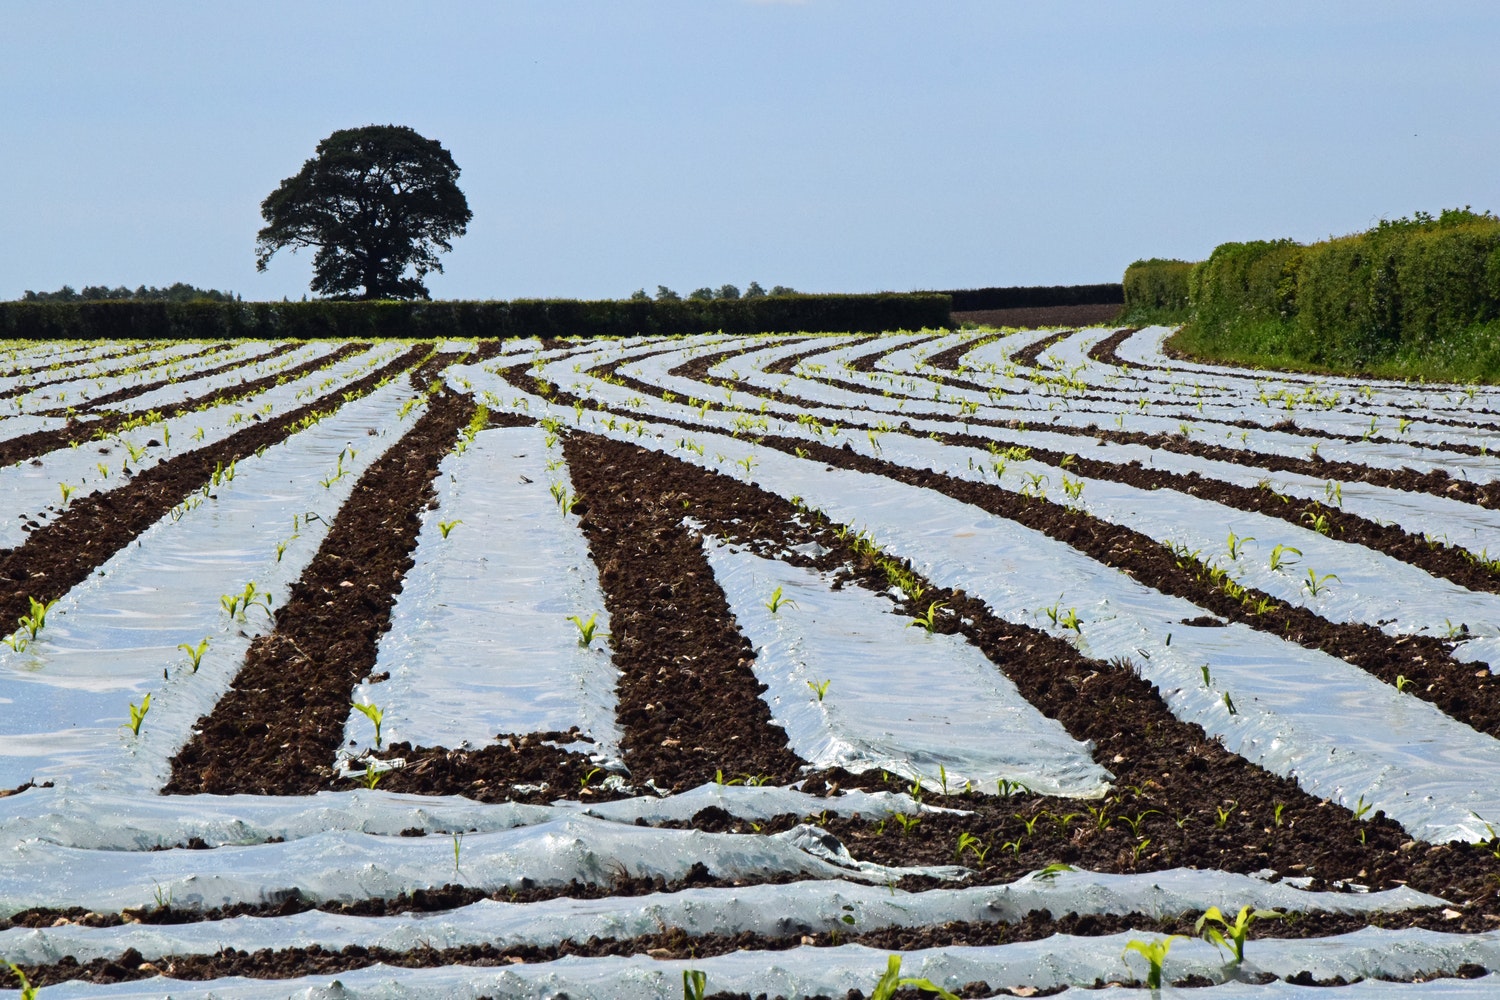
344 425 621 766
0 816 966 917
13 931 1500 999
0 781 939 851
0 379 426 792
0 341 406 552
0 865 1443 967
699 533 1111 797
473 395 1500 845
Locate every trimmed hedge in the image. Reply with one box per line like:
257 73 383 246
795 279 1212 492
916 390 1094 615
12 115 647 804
943 283 1123 312
0 293 953 342
1184 209 1500 369
1122 259 1194 320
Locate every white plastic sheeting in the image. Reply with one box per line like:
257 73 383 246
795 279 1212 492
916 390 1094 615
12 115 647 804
0 816 966 918
0 782 937 852
11 932 1500 999
0 379 425 792
0 866 1442 967
700 535 1111 797
842 430 1500 644
461 383 1500 844
0 341 405 552
345 425 621 765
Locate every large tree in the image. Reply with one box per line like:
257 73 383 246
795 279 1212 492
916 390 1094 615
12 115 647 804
255 125 472 300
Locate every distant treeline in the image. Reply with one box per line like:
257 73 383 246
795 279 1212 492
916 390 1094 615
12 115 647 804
21 283 239 303
944 283 1123 312
0 293 952 341
1123 207 1500 380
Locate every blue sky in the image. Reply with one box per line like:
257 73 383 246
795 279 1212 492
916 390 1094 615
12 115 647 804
3 2 1496 301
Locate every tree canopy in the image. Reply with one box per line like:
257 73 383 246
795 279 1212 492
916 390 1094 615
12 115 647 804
255 125 471 300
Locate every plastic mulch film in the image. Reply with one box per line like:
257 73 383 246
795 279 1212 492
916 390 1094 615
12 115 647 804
0 380 426 792
344 425 622 766
699 533 1112 797
0 815 968 918
0 866 1442 967
12 931 1500 998
520 409 1500 844
0 782 938 852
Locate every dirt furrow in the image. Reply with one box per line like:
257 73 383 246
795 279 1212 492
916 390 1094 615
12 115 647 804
164 369 471 796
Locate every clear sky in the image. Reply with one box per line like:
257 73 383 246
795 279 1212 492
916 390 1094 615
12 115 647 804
3 2 1497 302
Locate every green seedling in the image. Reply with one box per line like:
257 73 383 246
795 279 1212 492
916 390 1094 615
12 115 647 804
59 481 77 505
1352 795 1373 821
1122 935 1186 991
352 700 385 749
1035 862 1073 881
1395 674 1412 692
1058 607 1083 634
177 638 210 673
807 678 831 701
683 969 708 1000
996 778 1030 797
1201 663 1212 687
220 581 272 619
955 831 990 865
1196 905 1282 964
126 693 151 736
438 519 462 538
907 600 946 634
1225 531 1254 561
1303 569 1339 596
18 596 58 639
1302 510 1333 535
1060 474 1085 504
5 960 37 1000
765 585 797 614
869 954 960 1000
361 765 385 790
453 830 465 871
1268 544 1301 572
893 812 921 836
1223 691 1237 715
275 538 294 562
568 613 603 648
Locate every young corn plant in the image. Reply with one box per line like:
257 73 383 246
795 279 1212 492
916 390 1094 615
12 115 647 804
869 955 960 1000
4 961 37 1000
683 969 708 1000
1122 935 1186 991
438 519 463 538
1268 544 1301 572
1303 569 1339 596
765 586 798 614
907 600 947 634
1196 905 1282 964
807 678 831 701
352 700 385 749
177 638 210 673
1225 531 1254 561
18 596 58 640
569 613 603 648
126 693 151 736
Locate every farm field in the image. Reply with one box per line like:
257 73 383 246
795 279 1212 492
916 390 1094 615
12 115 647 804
5 328 1500 997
